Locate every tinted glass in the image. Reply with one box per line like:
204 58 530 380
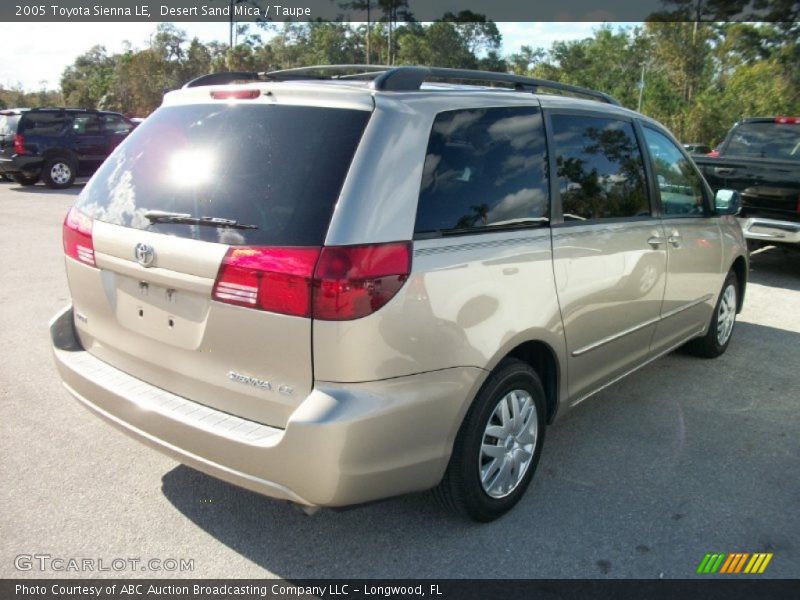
643 127 706 216
19 112 69 136
72 114 103 135
414 107 549 235
103 114 132 134
552 115 649 221
725 122 800 161
0 114 20 135
77 104 371 246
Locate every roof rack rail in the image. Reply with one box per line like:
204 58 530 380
183 65 620 106
379 67 620 105
29 107 100 112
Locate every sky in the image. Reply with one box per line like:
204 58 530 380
0 21 621 91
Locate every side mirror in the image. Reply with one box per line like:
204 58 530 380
714 189 741 215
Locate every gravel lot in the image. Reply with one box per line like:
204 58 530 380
1 181 798 579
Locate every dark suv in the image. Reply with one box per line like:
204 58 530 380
0 108 134 189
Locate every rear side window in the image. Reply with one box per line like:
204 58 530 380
77 104 371 246
725 122 800 161
551 114 649 221
19 112 69 136
414 106 549 236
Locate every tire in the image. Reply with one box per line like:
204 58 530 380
12 173 38 186
1 173 13 182
685 271 739 358
434 358 547 522
41 156 76 189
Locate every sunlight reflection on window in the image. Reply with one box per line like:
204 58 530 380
168 149 214 186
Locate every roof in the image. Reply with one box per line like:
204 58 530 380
181 65 622 107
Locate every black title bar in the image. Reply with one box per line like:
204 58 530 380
5 579 800 600
3 0 798 22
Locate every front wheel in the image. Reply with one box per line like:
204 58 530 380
686 271 739 358
42 157 76 189
434 358 546 521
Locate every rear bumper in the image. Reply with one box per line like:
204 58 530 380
50 306 485 507
738 217 800 245
0 155 43 175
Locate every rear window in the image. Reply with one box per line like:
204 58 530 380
19 111 70 136
77 103 371 246
725 122 800 161
0 114 20 135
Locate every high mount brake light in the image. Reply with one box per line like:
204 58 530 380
212 242 412 320
63 206 95 266
774 117 799 124
210 89 261 100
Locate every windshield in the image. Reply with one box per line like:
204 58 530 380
0 114 20 136
77 103 371 246
725 122 800 161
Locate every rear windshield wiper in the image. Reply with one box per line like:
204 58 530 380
144 210 258 230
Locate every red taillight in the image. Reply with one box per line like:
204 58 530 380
707 150 719 157
213 247 321 317
13 134 25 155
313 243 411 320
774 116 799 124
210 89 261 100
212 242 412 320
63 206 95 266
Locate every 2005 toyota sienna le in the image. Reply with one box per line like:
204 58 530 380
50 66 748 521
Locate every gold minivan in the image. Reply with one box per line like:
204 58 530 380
51 66 748 521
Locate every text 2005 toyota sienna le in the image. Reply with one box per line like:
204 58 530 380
51 66 748 521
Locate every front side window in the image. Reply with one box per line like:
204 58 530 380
642 127 707 216
103 114 133 135
414 106 549 236
72 115 103 135
551 114 649 222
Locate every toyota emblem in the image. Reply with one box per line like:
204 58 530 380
134 243 155 267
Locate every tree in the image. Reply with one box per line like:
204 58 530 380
441 11 502 56
396 21 476 68
61 46 115 109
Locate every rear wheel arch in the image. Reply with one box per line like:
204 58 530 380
505 340 560 425
42 147 78 165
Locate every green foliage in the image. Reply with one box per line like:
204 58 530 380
52 17 798 139
0 86 62 110
509 21 799 145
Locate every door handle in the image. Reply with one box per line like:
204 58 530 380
667 232 682 247
647 236 665 249
714 167 736 176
